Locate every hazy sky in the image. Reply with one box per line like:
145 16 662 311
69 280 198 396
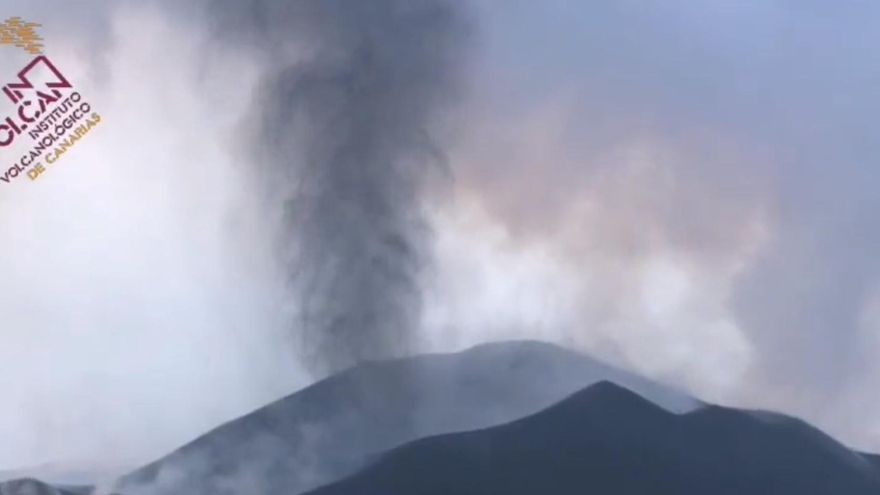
1 0 878 472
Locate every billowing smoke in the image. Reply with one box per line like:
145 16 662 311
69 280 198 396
212 0 467 373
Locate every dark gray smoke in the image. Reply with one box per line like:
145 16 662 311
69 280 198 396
212 0 466 373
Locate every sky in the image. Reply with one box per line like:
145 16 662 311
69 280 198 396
1 0 879 473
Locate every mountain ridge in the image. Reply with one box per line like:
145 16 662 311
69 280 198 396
304 381 880 495
115 340 695 495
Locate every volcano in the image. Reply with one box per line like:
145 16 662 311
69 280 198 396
4 342 878 495
113 341 693 494
305 381 880 495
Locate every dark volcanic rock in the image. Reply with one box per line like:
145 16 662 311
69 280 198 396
306 381 880 495
0 478 83 495
115 341 694 494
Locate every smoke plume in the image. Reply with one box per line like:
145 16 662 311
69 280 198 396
213 0 467 373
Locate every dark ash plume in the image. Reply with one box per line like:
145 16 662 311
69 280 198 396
214 0 467 373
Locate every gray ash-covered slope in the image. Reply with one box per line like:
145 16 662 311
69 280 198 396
0 478 87 495
307 381 880 495
115 341 695 495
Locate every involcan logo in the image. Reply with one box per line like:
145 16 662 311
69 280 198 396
0 17 102 185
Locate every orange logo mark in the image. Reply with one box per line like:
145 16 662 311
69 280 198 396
0 17 44 55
